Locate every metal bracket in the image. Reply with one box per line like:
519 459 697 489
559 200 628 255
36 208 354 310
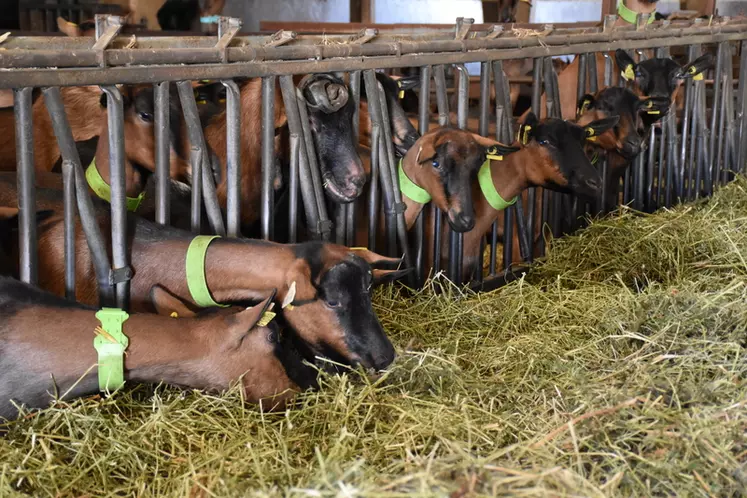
603 14 618 32
93 15 123 68
264 30 296 48
455 17 474 40
109 266 133 286
216 17 242 63
636 13 651 30
349 28 378 44
315 219 333 236
484 25 504 39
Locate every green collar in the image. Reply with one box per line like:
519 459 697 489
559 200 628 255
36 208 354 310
86 159 145 212
617 0 655 24
186 235 229 308
93 308 130 392
478 159 516 212
398 159 432 204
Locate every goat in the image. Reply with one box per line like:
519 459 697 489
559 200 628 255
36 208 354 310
0 278 316 420
0 183 405 372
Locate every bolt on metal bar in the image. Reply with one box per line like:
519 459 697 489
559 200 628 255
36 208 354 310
101 85 130 310
42 86 116 307
13 87 37 285
62 159 76 300
221 79 241 237
261 76 276 240
154 81 171 226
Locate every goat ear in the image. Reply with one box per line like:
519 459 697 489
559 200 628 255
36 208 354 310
577 94 595 116
57 17 83 37
615 49 637 81
283 260 317 307
679 53 713 80
222 292 276 352
373 267 414 287
394 75 420 92
413 134 438 165
583 116 619 140
637 96 670 118
470 133 521 156
149 285 199 318
349 247 403 270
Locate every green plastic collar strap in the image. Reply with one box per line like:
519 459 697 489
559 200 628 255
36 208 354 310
186 235 229 308
478 160 516 212
93 308 130 392
617 0 655 25
85 159 145 212
398 159 432 204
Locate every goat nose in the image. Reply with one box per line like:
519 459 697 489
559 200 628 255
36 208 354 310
456 212 475 231
585 177 601 191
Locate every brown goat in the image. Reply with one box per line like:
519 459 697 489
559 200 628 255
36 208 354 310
0 277 314 420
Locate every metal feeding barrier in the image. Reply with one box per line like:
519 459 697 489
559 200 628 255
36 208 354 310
2 14 746 307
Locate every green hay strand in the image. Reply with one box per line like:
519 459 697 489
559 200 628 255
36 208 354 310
2 178 747 497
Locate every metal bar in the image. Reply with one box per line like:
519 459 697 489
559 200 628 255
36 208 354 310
587 52 598 94
221 79 241 237
62 159 76 300
368 129 380 251
42 86 115 307
154 81 170 226
176 82 203 232
13 87 36 285
414 65 431 285
261 76 276 240
738 41 747 174
449 63 469 284
707 42 724 196
715 43 729 186
296 89 332 241
433 65 450 127
279 76 317 243
525 58 542 263
679 45 696 201
101 85 129 310
477 61 491 282
347 70 361 247
694 76 707 199
576 52 588 104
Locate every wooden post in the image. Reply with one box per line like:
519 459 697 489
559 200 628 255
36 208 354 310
351 0 372 23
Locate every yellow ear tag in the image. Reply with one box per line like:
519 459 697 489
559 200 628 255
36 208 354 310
585 128 597 142
645 100 661 115
486 146 503 161
170 312 179 318
219 98 226 103
350 247 367 251
257 311 276 327
398 90 405 99
691 69 704 81
622 65 635 81
517 125 532 145
578 98 591 116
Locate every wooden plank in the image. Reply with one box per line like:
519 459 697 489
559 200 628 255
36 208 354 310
350 0 371 23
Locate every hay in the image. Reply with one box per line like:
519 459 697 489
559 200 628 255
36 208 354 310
2 178 747 497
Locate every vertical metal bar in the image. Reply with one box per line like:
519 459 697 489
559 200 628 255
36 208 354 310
694 67 707 199
62 159 76 300
13 87 36 285
261 76 276 240
680 45 696 201
279 76 314 243
368 129 380 251
576 53 588 104
715 43 730 186
477 61 491 282
414 65 431 285
154 81 171 226
526 58 542 263
722 45 737 181
737 41 747 174
347 70 361 246
222 79 241 237
101 86 129 310
601 54 612 213
448 64 469 284
707 43 725 196
433 65 450 127
587 53 598 94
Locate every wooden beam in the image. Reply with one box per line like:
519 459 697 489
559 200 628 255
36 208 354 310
259 20 600 33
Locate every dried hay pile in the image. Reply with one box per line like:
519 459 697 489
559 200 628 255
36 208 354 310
2 178 746 497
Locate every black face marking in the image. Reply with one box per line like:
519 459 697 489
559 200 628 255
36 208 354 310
588 87 643 160
634 58 683 99
317 256 395 370
530 118 602 198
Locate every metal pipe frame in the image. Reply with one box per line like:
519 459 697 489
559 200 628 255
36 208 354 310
679 44 696 201
738 41 747 174
477 61 491 283
42 86 116 307
101 85 130 310
347 70 361 247
154 81 171 226
431 64 450 276
13 87 37 285
707 42 725 196
221 79 242 237
448 63 469 284
414 65 431 286
261 76 276 240
62 159 76 300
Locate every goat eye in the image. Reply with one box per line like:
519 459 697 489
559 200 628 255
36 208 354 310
432 160 440 169
139 111 153 122
325 299 341 308
538 139 549 146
